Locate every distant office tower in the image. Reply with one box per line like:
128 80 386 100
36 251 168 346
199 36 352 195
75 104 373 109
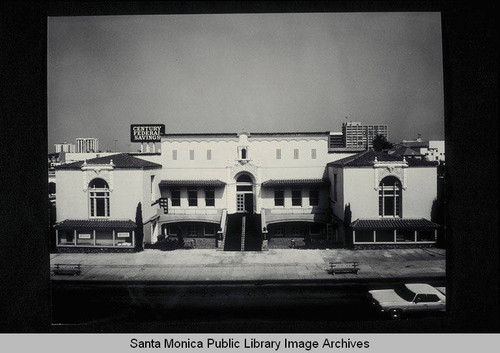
342 122 388 148
328 132 344 148
54 142 76 153
76 138 99 153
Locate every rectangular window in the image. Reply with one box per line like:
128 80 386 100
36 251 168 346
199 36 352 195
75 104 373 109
311 149 316 159
150 175 155 201
273 225 284 236
172 150 177 160
274 189 284 206
171 189 181 207
188 225 198 236
188 189 198 206
189 150 195 160
333 174 338 201
292 225 304 235
309 188 319 206
292 189 302 206
205 189 215 207
376 230 394 242
90 191 110 217
355 230 374 243
207 149 212 160
276 149 281 159
167 225 177 236
204 224 216 236
294 149 299 159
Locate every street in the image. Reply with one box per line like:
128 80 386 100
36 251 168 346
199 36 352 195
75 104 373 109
51 280 446 326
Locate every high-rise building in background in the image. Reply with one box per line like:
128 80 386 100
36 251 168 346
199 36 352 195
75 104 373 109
76 138 99 153
328 132 344 149
342 122 388 148
54 142 76 153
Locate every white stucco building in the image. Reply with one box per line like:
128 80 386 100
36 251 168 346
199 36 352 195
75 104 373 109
53 131 440 251
54 153 162 250
328 151 439 246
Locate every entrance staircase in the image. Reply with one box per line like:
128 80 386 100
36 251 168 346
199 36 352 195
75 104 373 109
243 213 262 251
224 213 262 251
224 214 243 251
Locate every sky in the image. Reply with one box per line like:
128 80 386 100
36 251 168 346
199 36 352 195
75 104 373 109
48 13 444 153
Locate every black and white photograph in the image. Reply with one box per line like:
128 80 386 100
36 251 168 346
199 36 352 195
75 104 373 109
46 10 448 327
1 1 498 347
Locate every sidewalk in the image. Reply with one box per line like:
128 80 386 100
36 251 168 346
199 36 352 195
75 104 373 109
50 248 445 283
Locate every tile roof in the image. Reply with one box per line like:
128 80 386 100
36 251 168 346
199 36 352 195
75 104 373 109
55 153 162 170
159 180 226 186
261 179 330 186
400 141 429 148
388 146 423 156
158 211 222 224
351 218 439 230
55 219 137 230
162 132 329 138
328 150 437 167
263 209 329 224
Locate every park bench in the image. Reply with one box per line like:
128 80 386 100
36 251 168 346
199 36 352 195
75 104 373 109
52 263 81 276
327 262 359 275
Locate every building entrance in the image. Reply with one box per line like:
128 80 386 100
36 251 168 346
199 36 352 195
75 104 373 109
235 173 254 214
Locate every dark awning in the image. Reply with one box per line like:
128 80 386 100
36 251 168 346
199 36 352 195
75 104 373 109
351 218 439 230
55 219 136 230
261 179 329 187
159 180 226 187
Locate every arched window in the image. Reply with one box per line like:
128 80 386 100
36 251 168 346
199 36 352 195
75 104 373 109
241 148 247 159
378 176 402 217
236 174 253 183
89 178 110 218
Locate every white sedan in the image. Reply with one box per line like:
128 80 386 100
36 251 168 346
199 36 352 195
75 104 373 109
368 283 446 319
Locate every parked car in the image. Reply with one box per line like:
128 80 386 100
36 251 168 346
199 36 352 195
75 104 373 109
368 283 446 319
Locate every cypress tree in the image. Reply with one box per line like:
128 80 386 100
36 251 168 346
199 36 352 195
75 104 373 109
135 202 144 252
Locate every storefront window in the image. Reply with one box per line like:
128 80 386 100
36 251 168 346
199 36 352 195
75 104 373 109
115 231 132 246
355 230 373 243
204 224 216 236
396 229 415 242
376 229 394 242
417 230 436 242
95 230 113 246
188 224 198 236
76 231 93 245
58 230 74 245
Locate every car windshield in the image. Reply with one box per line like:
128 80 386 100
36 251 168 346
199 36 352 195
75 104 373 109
395 285 416 302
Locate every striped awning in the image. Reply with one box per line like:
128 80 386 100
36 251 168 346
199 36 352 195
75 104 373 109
261 178 329 186
351 218 439 230
55 219 136 230
159 180 226 187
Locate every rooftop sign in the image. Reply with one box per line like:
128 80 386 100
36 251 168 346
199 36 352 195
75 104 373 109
130 124 165 142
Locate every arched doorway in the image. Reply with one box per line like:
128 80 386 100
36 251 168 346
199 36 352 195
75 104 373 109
235 173 254 213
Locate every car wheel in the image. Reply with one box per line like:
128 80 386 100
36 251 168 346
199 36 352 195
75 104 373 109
389 309 402 319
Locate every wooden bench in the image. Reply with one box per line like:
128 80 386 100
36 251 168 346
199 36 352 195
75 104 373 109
327 262 359 275
52 263 82 276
